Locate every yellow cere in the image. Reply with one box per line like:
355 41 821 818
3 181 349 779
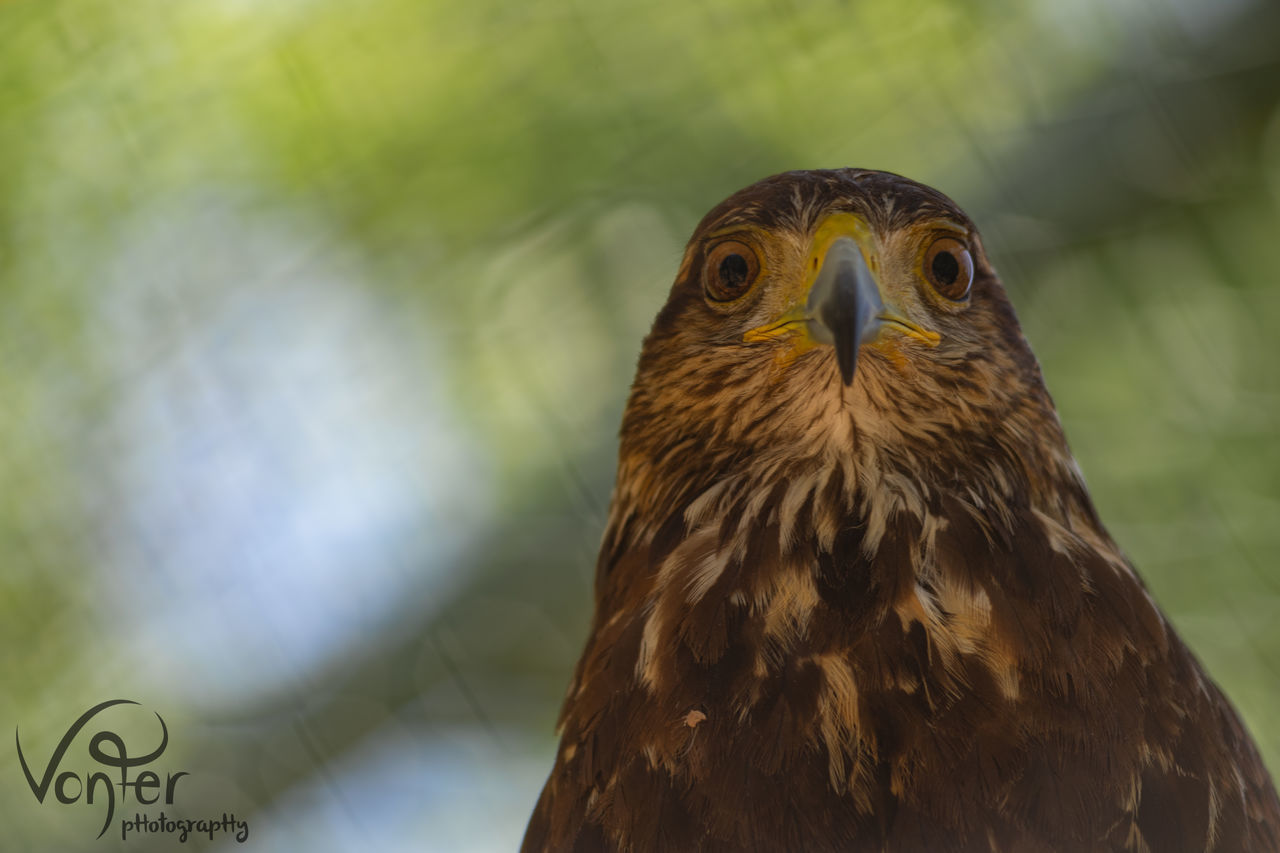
743 212 940 353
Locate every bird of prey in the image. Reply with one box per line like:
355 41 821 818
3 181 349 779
521 169 1280 852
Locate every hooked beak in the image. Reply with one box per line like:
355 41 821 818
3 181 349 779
805 237 883 386
742 218 940 385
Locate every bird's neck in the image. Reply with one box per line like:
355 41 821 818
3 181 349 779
587 365 1124 712
607 396 1105 575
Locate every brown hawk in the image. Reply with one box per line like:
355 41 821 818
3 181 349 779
521 169 1280 852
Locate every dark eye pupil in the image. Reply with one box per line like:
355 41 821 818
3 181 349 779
931 250 959 285
718 253 750 289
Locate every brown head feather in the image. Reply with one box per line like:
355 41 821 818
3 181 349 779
522 169 1280 853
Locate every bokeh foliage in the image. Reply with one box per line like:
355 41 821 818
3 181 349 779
2 0 1279 849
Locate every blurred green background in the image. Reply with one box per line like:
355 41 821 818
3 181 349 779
2 0 1279 850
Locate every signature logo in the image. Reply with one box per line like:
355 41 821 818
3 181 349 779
17 699 248 843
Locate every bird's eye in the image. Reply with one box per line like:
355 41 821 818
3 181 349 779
704 240 761 302
923 237 974 301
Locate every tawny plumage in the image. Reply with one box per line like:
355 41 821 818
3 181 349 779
521 169 1280 852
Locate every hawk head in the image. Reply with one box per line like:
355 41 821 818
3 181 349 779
617 169 1087 537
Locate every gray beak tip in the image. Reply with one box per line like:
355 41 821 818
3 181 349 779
806 237 882 386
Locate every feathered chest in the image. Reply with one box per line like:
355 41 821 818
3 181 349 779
524 476 1280 852
533 479 1200 850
